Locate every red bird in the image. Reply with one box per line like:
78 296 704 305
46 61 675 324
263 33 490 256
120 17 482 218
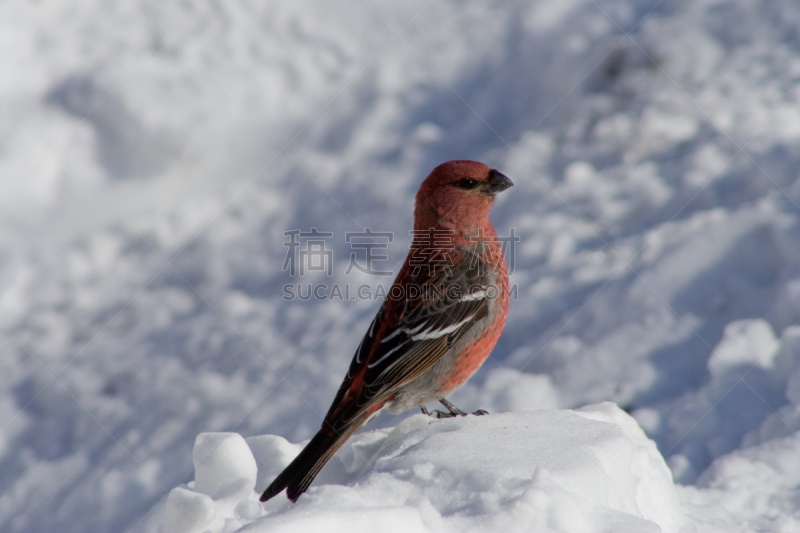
261 160 513 502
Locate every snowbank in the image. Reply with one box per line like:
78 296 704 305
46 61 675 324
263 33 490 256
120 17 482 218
160 403 683 533
3 0 800 531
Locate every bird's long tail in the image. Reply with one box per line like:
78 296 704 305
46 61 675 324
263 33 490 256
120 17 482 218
259 421 363 502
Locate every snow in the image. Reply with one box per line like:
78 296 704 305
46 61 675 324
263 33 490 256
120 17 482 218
162 404 683 533
1 0 800 531
706 319 779 377
192 433 257 499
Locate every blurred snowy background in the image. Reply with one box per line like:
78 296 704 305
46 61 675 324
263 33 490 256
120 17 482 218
2 0 800 531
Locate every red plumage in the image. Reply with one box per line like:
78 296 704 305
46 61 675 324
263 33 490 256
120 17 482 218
261 160 513 502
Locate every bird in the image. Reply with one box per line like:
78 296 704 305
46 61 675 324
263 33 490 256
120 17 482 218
260 160 513 503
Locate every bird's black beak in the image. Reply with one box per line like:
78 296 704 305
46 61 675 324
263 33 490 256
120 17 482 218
484 169 513 194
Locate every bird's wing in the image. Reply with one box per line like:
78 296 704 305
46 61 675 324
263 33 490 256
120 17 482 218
324 256 492 429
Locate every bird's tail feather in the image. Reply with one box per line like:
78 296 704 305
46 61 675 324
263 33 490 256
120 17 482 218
259 422 361 502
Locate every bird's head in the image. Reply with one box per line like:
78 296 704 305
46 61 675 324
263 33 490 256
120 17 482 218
414 160 513 233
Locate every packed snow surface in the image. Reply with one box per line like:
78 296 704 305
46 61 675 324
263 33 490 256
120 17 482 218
1 0 800 531
162 404 683 533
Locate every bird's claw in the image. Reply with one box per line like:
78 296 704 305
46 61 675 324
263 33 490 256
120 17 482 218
420 403 490 418
420 405 463 418
432 409 488 418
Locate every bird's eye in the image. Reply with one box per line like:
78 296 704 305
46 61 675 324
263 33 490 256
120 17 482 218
456 178 480 190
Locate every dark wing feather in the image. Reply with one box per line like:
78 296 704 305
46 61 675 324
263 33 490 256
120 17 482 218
325 255 492 428
323 311 384 421
366 296 487 386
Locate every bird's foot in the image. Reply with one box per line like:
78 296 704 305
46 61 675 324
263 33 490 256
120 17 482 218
420 399 489 418
419 405 457 418
439 398 467 417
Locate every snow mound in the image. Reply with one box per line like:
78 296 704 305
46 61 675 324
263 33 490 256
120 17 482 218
678 431 800 533
192 433 257 499
6 0 800 530
162 403 683 533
